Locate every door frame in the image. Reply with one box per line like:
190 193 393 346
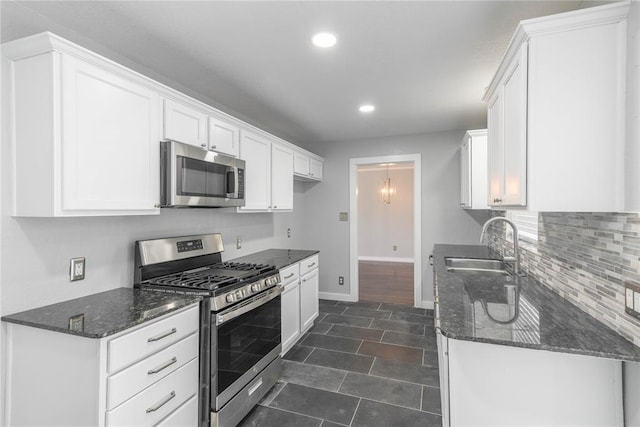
349 154 423 308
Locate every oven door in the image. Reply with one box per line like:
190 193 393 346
213 286 282 411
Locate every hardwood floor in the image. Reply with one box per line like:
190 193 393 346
358 261 414 305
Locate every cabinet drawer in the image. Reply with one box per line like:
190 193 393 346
106 358 198 427
108 305 199 373
279 263 299 285
299 255 319 277
107 332 199 410
155 394 198 427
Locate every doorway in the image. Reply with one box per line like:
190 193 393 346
349 154 422 308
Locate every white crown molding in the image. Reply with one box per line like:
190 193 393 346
483 1 631 102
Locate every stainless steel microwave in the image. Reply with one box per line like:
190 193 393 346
160 140 245 208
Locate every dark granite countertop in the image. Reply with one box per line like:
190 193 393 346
434 244 640 362
1 288 201 339
228 249 319 270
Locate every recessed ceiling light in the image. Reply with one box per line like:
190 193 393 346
359 104 375 113
311 32 337 48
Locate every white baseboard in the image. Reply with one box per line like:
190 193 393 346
318 292 357 302
358 256 414 263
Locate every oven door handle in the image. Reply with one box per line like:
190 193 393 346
216 285 283 326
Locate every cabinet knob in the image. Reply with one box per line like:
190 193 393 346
154 203 161 208
201 143 206 148
273 205 278 209
212 145 217 149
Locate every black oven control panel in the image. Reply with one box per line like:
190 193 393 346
177 239 203 253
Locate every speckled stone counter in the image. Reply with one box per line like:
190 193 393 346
229 249 319 270
434 244 640 362
1 288 201 338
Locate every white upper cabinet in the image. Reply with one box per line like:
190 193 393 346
294 151 323 181
239 131 272 211
460 129 488 210
484 2 629 211
6 35 160 216
208 116 240 157
239 131 294 212
271 144 294 211
163 99 208 149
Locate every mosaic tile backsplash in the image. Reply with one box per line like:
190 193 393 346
486 211 640 347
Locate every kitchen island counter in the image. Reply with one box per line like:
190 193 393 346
434 244 640 362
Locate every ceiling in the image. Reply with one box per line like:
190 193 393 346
1 1 595 148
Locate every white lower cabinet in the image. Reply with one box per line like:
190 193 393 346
439 334 624 426
280 255 320 355
4 304 200 426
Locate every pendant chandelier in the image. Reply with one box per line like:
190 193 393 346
380 164 396 204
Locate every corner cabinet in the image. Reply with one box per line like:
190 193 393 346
239 131 293 212
484 2 629 211
460 129 489 210
7 41 161 216
4 304 200 426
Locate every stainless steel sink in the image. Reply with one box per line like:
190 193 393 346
444 257 510 275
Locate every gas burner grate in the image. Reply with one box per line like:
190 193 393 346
147 270 239 290
210 262 275 274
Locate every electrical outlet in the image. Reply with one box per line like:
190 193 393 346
339 276 344 285
393 245 398 251
287 228 292 238
70 257 85 281
236 236 242 250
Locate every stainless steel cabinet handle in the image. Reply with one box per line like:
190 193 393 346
248 378 263 396
146 391 176 413
284 273 295 279
307 262 316 268
147 328 177 343
147 357 177 375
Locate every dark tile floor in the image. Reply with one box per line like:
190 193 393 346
239 300 442 427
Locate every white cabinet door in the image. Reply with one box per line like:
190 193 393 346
487 93 504 206
300 269 319 333
437 331 450 426
500 44 527 206
281 281 301 355
271 143 294 211
310 159 323 181
460 137 471 208
61 55 160 212
293 152 310 176
239 131 271 210
163 99 208 149
208 116 239 157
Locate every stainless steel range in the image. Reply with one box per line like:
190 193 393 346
133 233 282 427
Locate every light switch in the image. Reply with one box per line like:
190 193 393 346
626 289 634 309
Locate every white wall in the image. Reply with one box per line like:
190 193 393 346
357 167 414 261
301 131 490 303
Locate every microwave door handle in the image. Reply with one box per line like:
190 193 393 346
226 168 238 198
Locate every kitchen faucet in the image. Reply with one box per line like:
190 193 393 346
480 217 521 276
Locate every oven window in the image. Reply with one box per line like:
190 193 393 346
177 156 228 198
217 295 281 395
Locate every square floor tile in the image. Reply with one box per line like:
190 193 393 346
370 319 425 335
319 299 339 307
282 360 347 391
351 399 442 427
422 385 442 415
304 348 374 374
319 305 348 315
343 307 392 319
301 333 362 353
283 345 314 362
379 303 428 316
322 314 373 328
339 372 422 410
382 330 437 350
390 311 435 325
370 358 439 387
239 404 322 427
308 321 333 334
270 383 360 425
337 301 381 309
358 341 423 364
327 324 384 341
423 349 439 367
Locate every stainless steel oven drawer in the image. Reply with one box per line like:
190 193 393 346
213 356 282 427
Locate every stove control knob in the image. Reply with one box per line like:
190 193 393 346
235 290 243 299
251 284 260 292
226 294 235 303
